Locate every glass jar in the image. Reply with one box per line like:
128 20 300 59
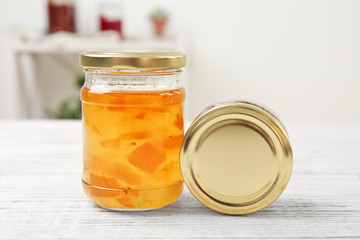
48 0 76 33
80 51 186 210
99 0 124 39
180 100 293 215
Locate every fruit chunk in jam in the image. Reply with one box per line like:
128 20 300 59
81 87 185 209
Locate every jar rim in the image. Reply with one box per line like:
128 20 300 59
80 50 186 70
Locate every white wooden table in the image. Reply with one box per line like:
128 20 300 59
0 121 359 239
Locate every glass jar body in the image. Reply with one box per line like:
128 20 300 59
81 68 185 210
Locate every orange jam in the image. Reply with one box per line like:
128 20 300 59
81 87 185 210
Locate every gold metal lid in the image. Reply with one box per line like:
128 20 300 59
80 50 186 69
180 101 293 215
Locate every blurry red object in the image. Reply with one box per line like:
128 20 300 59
99 1 124 39
150 9 168 38
48 0 76 34
153 19 167 37
100 16 123 36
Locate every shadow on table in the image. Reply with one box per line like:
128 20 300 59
93 193 322 218
94 192 220 217
249 198 326 218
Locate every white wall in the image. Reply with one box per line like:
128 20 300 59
1 0 360 122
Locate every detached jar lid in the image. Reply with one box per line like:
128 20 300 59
80 50 186 70
180 101 293 215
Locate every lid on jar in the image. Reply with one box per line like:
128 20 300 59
180 101 293 215
80 50 186 70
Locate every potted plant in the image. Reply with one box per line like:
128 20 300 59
150 8 169 37
49 75 84 119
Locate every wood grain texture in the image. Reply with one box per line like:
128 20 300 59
0 121 359 239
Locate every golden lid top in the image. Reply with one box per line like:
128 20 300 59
80 50 186 70
180 101 293 215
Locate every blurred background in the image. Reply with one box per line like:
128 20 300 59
0 0 359 122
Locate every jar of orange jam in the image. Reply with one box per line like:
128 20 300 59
80 51 186 210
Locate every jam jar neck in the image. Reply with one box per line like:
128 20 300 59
83 68 183 92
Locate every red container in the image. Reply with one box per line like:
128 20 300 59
99 1 123 39
100 16 123 36
48 0 76 34
152 19 167 37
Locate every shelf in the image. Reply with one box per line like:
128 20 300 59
5 32 188 119
12 34 186 54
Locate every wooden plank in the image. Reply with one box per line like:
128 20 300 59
0 121 82 175
0 121 359 239
1 122 359 175
0 174 359 239
287 124 360 175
